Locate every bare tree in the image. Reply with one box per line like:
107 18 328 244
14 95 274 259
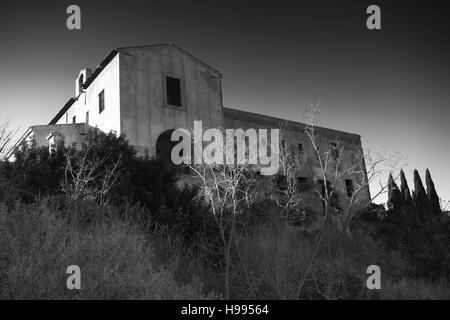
255 124 308 299
189 159 256 299
342 144 406 231
272 123 308 222
0 121 17 160
440 198 450 213
0 124 36 203
295 102 405 298
295 102 345 298
61 148 121 206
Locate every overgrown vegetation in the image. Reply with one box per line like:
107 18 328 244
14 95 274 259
0 127 449 300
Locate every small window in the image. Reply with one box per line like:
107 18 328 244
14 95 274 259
72 116 76 124
99 90 105 114
297 177 308 184
318 179 332 198
297 176 309 191
166 76 182 106
318 179 325 198
331 142 339 160
298 143 304 153
86 111 89 125
350 152 358 166
65 113 68 124
345 179 354 197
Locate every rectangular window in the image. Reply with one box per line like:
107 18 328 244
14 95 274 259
331 142 339 160
297 177 308 184
65 113 68 124
350 152 359 166
318 179 326 198
345 179 354 197
72 116 76 124
297 176 308 191
318 179 333 197
166 76 182 106
99 90 105 114
298 143 304 153
86 111 89 125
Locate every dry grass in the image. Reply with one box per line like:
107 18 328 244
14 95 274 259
0 201 215 300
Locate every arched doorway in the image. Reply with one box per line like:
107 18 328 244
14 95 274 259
156 129 178 161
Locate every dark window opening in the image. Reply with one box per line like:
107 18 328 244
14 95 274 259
156 129 179 160
65 113 68 124
350 152 359 166
297 176 309 191
331 142 339 160
99 90 105 114
298 143 304 153
318 179 325 198
345 179 354 197
297 177 308 184
318 179 333 198
86 111 89 125
72 116 76 124
166 76 182 106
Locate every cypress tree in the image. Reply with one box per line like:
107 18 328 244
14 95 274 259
413 169 431 220
400 169 413 205
425 169 441 216
399 169 417 223
387 173 403 213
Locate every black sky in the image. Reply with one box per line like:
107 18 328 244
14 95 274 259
0 0 449 201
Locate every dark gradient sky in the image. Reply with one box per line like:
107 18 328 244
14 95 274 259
1 0 449 202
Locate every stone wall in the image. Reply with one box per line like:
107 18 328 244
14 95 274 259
223 107 371 223
118 45 223 156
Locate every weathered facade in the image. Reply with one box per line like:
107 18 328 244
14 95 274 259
14 43 370 216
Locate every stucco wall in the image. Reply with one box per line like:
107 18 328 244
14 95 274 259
29 124 89 149
223 107 371 222
57 55 121 136
118 45 223 156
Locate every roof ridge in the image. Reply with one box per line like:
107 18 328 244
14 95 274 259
116 43 222 77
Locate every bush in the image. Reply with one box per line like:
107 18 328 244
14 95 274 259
0 201 214 300
228 222 412 299
1 131 213 240
355 203 450 281
2 130 450 300
381 278 450 300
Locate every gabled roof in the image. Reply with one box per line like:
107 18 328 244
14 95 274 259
50 43 222 126
116 43 222 77
81 49 119 90
81 43 221 92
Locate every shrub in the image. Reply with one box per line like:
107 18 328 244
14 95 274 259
381 278 450 300
0 202 214 300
